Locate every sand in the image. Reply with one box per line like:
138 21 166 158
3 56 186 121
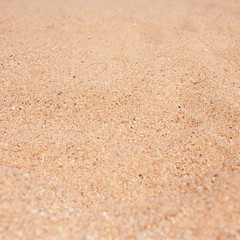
0 0 240 239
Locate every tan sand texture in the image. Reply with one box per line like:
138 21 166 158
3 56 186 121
0 0 240 239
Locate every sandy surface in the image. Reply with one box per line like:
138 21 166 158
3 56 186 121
1 0 240 239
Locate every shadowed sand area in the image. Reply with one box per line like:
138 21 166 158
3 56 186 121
0 0 240 239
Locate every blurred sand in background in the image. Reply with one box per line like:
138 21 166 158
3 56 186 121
0 0 240 239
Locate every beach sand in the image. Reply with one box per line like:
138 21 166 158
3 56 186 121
0 0 240 239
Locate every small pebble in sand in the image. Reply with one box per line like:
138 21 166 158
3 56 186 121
190 77 199 84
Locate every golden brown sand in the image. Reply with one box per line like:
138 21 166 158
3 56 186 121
1 0 240 239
